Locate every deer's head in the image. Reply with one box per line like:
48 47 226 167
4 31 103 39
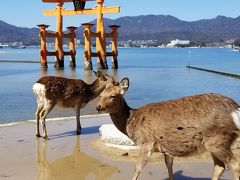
96 78 129 113
93 71 116 92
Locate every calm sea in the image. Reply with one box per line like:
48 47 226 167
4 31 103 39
0 47 240 124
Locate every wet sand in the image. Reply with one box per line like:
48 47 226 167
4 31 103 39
0 114 239 180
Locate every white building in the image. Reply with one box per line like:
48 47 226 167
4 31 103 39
167 39 190 47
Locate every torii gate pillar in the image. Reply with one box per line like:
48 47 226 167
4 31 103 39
109 25 120 69
38 24 49 69
55 2 64 68
67 26 77 67
96 0 108 69
82 23 94 70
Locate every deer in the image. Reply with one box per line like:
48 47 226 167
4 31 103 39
96 77 240 180
33 71 115 140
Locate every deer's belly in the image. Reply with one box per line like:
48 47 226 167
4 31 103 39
56 99 80 108
157 126 204 157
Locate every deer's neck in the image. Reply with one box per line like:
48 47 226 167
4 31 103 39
109 98 134 135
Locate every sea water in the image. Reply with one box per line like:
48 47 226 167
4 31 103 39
0 47 240 124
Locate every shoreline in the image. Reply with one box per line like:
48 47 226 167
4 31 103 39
0 113 108 128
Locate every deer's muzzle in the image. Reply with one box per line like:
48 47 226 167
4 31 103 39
96 104 103 112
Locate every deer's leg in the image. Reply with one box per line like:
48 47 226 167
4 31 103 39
211 153 225 180
40 101 55 140
35 100 44 137
132 143 154 180
228 154 240 180
164 154 174 180
75 107 81 135
205 137 236 180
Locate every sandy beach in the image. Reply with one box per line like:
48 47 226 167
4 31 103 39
0 114 239 180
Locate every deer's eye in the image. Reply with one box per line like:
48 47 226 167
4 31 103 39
110 95 116 99
109 95 116 102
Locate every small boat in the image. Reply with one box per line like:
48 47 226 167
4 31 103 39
232 46 240 52
0 44 10 48
10 42 26 49
10 45 26 49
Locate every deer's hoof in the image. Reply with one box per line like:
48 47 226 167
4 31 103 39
43 136 49 140
77 130 81 135
36 134 41 138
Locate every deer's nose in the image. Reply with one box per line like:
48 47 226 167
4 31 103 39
96 105 102 112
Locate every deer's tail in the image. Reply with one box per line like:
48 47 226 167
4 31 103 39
32 83 46 100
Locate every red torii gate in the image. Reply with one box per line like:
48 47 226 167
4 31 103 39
38 0 120 69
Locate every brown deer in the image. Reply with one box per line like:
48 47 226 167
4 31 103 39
96 77 240 180
33 71 115 140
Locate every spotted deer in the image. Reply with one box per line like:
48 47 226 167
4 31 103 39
33 71 115 140
96 77 240 180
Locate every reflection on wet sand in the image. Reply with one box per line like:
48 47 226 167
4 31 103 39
36 136 118 180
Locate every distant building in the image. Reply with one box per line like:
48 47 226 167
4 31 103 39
167 39 190 47
0 42 9 48
75 39 81 47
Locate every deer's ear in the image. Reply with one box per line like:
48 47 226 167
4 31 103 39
97 70 103 77
119 78 129 95
93 71 104 79
93 71 98 77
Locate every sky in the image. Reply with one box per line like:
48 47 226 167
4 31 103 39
1 0 240 30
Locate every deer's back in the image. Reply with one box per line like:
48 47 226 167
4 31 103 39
127 93 239 151
36 76 92 107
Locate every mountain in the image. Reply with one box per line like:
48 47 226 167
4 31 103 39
107 15 240 41
1 15 240 44
0 20 39 45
